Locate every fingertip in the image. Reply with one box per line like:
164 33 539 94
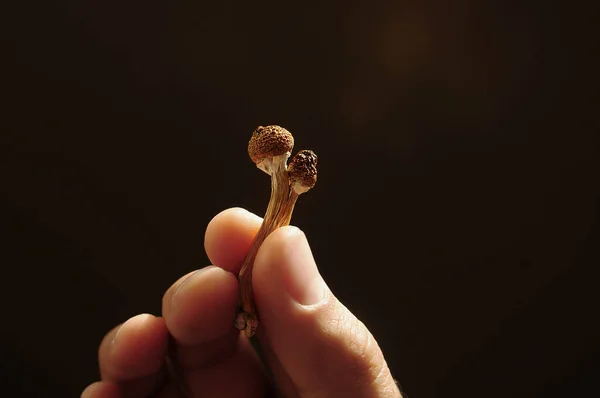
81 381 121 398
163 266 239 345
100 314 168 381
254 225 326 308
204 207 263 274
253 225 303 275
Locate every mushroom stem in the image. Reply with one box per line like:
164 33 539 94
238 155 291 337
237 147 318 338
277 191 300 226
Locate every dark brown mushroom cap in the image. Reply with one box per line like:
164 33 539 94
288 150 318 189
248 125 294 164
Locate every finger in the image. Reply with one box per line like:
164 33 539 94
98 314 169 396
81 381 121 398
162 266 240 368
184 333 269 398
253 227 402 398
204 207 262 274
163 266 269 397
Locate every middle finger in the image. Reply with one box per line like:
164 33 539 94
162 266 240 369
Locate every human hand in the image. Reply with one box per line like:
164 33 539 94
82 208 401 397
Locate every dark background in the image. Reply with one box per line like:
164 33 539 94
1 1 598 397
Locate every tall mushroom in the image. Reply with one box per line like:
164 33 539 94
237 126 317 338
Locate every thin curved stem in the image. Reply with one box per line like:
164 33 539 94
238 160 290 336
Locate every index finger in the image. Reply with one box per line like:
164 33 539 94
204 207 262 275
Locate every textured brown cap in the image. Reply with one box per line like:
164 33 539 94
248 125 294 164
288 149 318 189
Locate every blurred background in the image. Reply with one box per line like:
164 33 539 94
1 1 597 397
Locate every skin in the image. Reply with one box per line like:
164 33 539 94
82 207 402 398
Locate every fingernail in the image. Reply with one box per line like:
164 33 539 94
81 382 101 398
111 313 152 346
173 266 213 302
111 324 124 346
280 228 327 306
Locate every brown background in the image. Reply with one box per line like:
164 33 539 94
1 1 597 397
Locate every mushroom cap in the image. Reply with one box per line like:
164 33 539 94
288 149 318 190
248 125 294 165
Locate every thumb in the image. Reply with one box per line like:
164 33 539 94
253 226 401 398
